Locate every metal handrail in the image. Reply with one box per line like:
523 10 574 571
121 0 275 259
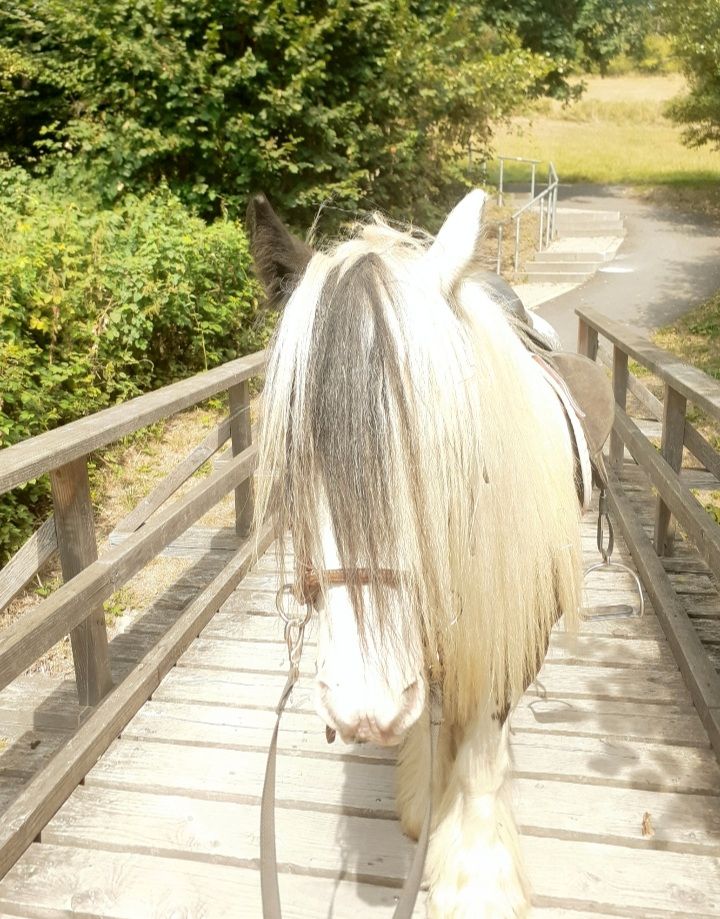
492 158 559 276
497 155 542 207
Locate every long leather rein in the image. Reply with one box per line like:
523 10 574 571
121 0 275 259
260 567 440 919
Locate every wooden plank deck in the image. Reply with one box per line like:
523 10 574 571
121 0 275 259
1 509 720 917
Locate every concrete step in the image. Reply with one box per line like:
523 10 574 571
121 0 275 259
556 225 626 238
557 208 622 222
533 250 606 263
526 260 602 275
525 270 591 283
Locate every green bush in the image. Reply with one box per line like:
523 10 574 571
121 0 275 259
0 0 548 226
0 169 264 562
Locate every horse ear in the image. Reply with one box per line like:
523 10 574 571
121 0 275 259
425 189 486 293
246 193 315 305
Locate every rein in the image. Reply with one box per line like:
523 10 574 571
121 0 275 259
260 567 441 919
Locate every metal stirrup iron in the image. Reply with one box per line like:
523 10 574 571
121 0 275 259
582 488 644 621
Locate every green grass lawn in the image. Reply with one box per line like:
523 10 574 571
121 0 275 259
490 74 720 186
654 291 720 383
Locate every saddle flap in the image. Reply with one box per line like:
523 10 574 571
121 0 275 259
547 351 615 481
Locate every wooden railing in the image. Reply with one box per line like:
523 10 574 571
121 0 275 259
0 349 271 877
577 307 720 754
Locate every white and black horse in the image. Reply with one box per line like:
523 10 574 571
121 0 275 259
249 191 589 917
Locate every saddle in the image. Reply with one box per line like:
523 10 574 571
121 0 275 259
477 271 615 501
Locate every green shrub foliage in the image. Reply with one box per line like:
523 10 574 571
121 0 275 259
662 0 720 150
0 170 264 562
0 0 548 224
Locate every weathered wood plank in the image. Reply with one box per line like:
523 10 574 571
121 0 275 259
511 731 720 794
228 380 254 537
654 384 687 555
696 619 720 645
523 834 720 917
4 824 719 917
0 351 265 496
0 443 257 691
681 468 720 491
685 421 720 482
668 571 718 597
609 345 629 471
126 692 707 766
109 524 246 560
152 660 690 717
614 406 720 581
512 696 706 746
89 720 720 801
122 701 394 762
126 689 706 757
0 844 419 918
577 307 720 424
577 318 598 361
122 699 717 793
0 676 85 732
44 786 414 879
50 457 113 707
178 633 676 677
0 516 57 613
607 473 720 762
0 521 273 881
113 417 231 535
0 727 70 782
41 782 720 892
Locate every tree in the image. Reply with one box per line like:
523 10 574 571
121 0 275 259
486 0 653 92
662 0 720 150
0 0 548 224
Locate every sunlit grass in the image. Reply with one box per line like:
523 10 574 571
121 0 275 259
654 291 720 383
490 75 720 186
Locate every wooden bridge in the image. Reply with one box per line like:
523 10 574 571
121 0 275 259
0 309 719 917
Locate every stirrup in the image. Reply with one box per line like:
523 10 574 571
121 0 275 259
582 489 644 621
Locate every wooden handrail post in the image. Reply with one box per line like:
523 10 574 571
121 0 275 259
610 346 629 472
50 458 112 707
577 318 598 360
229 380 254 537
655 384 687 556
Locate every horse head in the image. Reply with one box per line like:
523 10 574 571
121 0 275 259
247 191 581 748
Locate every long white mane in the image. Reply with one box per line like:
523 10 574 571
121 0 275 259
254 193 581 723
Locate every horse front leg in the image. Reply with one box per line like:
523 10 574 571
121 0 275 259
396 710 453 841
425 708 529 918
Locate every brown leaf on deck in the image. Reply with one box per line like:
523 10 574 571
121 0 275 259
642 811 654 837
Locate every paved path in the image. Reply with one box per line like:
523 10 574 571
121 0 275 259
536 184 720 350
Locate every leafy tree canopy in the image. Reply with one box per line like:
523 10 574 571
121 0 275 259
0 0 548 224
486 0 654 91
662 0 720 150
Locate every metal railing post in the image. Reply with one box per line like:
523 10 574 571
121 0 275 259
498 158 504 207
496 224 503 275
545 196 552 247
538 197 545 250
530 164 536 201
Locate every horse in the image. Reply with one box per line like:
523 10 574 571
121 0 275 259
248 190 585 918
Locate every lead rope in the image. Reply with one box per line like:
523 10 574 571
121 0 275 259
260 599 311 918
260 591 441 918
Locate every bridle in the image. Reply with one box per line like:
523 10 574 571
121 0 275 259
279 565 402 607
261 564 441 919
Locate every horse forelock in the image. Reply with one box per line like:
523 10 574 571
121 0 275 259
255 216 582 722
